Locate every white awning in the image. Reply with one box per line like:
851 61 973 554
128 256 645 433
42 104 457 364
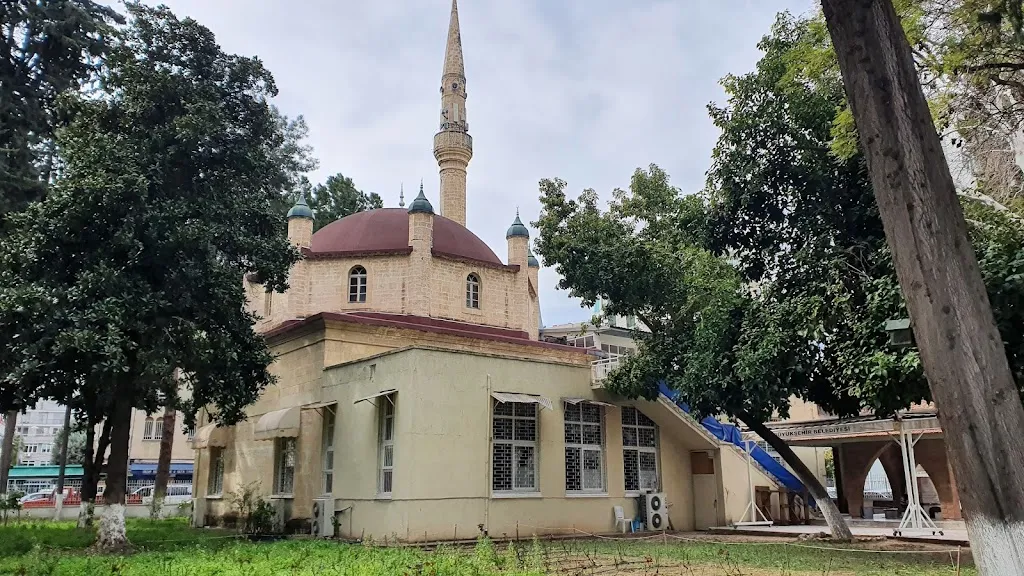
491 392 553 411
192 423 229 449
253 406 300 441
562 397 615 407
303 400 337 413
354 389 397 405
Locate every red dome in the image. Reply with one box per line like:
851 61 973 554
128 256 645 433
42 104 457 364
308 208 503 266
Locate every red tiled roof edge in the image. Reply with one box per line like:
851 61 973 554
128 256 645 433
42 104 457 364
300 247 413 259
262 311 588 354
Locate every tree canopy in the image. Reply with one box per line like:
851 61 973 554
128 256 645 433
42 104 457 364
0 0 121 215
51 425 86 466
306 173 382 231
533 8 1024 539
0 3 310 542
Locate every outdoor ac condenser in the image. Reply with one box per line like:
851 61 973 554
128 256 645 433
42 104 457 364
311 497 335 538
644 493 668 531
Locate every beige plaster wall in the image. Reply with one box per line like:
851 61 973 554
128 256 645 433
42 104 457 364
120 408 194 463
198 342 733 539
719 446 780 524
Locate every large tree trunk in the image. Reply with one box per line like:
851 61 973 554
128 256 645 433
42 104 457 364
742 414 854 541
0 411 17 493
54 404 72 520
152 405 176 517
821 1 1024 572
97 397 132 551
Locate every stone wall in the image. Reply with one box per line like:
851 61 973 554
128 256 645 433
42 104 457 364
247 252 531 335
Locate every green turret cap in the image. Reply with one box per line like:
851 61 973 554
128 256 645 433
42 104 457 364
408 180 434 214
527 248 539 268
287 194 314 219
506 210 529 238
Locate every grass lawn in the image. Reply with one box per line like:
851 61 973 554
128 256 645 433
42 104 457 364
0 518 973 575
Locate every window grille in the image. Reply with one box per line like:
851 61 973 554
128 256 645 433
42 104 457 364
564 402 605 493
492 401 538 492
208 448 225 496
378 397 395 495
621 406 659 492
275 437 297 495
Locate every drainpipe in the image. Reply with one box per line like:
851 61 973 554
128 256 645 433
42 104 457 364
483 374 491 537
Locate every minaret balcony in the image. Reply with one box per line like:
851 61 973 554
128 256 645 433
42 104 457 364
433 130 473 156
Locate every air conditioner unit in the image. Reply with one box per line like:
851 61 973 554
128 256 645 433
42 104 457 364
311 497 335 538
645 493 668 531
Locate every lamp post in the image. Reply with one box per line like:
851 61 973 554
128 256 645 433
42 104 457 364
884 318 913 348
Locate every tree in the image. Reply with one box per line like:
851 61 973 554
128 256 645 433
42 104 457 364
152 405 176 506
307 173 382 231
822 0 1024 571
0 0 121 214
0 2 306 549
533 167 854 539
50 426 86 466
0 412 16 490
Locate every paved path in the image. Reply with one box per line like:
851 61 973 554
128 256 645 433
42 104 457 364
710 523 970 545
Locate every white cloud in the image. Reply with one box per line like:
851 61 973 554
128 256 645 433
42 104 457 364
108 0 815 324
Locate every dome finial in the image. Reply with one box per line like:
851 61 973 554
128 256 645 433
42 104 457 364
408 181 434 214
506 210 529 239
287 192 313 219
399 182 405 208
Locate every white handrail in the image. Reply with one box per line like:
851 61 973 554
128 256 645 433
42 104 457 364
590 354 622 387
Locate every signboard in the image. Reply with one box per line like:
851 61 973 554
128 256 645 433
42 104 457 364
767 416 941 444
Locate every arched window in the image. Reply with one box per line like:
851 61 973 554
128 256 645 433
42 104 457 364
349 266 367 303
466 273 480 309
143 417 155 440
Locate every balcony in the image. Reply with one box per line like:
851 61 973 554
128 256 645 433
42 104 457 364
590 354 622 388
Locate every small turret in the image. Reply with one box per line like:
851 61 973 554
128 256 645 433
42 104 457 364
505 212 529 239
408 181 435 214
506 210 529 266
408 181 434 316
527 248 539 268
287 194 314 248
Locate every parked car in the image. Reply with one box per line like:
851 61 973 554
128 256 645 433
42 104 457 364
131 484 192 505
19 490 53 505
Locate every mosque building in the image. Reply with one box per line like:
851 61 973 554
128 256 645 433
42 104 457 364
191 0 770 538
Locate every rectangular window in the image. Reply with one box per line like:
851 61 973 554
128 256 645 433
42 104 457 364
378 396 395 495
263 291 273 316
274 437 297 495
621 406 659 492
600 343 634 356
492 400 538 493
564 402 605 493
322 409 336 495
208 448 225 496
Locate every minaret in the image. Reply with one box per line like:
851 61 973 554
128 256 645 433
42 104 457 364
434 0 473 227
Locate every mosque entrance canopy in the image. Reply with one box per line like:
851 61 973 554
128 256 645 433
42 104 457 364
765 413 942 446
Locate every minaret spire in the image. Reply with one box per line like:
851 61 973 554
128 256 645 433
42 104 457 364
434 0 473 227
443 0 465 79
399 182 405 208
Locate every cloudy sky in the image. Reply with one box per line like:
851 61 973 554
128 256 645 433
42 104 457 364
116 0 815 325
